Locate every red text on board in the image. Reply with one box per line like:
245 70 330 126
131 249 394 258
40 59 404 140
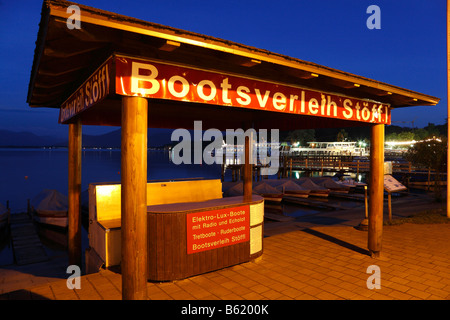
59 57 112 123
186 205 250 254
115 56 391 125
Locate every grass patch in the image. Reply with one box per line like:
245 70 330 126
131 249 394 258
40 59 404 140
385 208 450 226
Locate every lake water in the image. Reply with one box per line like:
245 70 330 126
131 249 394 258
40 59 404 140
0 148 365 216
0 148 221 213
0 148 365 266
0 148 222 266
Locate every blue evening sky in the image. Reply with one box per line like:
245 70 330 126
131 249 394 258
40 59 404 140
0 0 446 137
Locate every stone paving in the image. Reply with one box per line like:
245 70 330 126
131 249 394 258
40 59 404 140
1 192 449 301
1 222 449 300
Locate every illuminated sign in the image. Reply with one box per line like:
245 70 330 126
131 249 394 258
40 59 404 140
59 57 112 123
59 55 391 125
186 205 250 254
115 56 391 125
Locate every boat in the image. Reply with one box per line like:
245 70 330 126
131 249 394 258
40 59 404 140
252 181 283 203
31 189 68 229
289 141 367 156
266 179 310 198
224 181 245 197
295 178 330 197
222 181 237 195
309 177 350 193
335 178 367 189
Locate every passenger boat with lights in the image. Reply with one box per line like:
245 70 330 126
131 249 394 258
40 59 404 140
289 141 368 156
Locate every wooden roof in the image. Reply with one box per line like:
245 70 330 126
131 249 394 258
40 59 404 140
27 0 439 130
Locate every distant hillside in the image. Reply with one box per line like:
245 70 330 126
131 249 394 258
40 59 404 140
0 129 66 147
2 123 446 148
82 128 175 148
0 128 176 148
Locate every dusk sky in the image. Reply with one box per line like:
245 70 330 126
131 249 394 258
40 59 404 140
0 0 446 137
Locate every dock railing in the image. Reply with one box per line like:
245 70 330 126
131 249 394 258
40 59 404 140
289 158 434 175
222 154 442 185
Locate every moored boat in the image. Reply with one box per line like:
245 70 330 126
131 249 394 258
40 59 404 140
335 178 367 189
309 177 350 193
224 181 245 197
252 181 283 203
295 178 330 197
270 179 310 198
31 189 68 229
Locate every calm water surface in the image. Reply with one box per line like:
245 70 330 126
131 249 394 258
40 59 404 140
0 148 222 266
0 148 361 266
0 148 221 212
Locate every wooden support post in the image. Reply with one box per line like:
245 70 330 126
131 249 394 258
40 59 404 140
121 96 148 300
364 186 368 219
221 151 226 181
68 118 82 267
388 192 392 223
289 158 293 178
243 135 253 202
368 123 384 258
357 184 370 231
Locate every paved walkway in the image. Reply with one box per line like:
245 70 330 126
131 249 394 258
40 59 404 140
1 222 449 300
1 193 449 301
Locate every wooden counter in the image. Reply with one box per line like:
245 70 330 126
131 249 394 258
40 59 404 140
147 195 264 281
87 180 264 282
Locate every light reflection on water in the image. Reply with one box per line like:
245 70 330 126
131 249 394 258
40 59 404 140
0 149 367 266
0 148 221 213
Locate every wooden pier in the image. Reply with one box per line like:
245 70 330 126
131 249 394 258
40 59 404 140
286 157 422 175
223 154 445 185
9 213 48 266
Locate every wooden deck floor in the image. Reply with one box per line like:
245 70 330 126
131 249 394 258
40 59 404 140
9 213 48 265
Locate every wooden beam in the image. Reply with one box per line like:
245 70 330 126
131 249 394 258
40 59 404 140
243 135 253 202
240 59 261 67
44 45 105 58
68 118 82 267
38 65 85 77
121 96 148 300
159 40 181 52
34 80 75 89
368 123 384 258
43 4 440 108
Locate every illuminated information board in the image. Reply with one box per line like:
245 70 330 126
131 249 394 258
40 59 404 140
186 205 250 254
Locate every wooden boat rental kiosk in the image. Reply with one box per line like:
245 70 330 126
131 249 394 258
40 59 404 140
27 0 439 299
